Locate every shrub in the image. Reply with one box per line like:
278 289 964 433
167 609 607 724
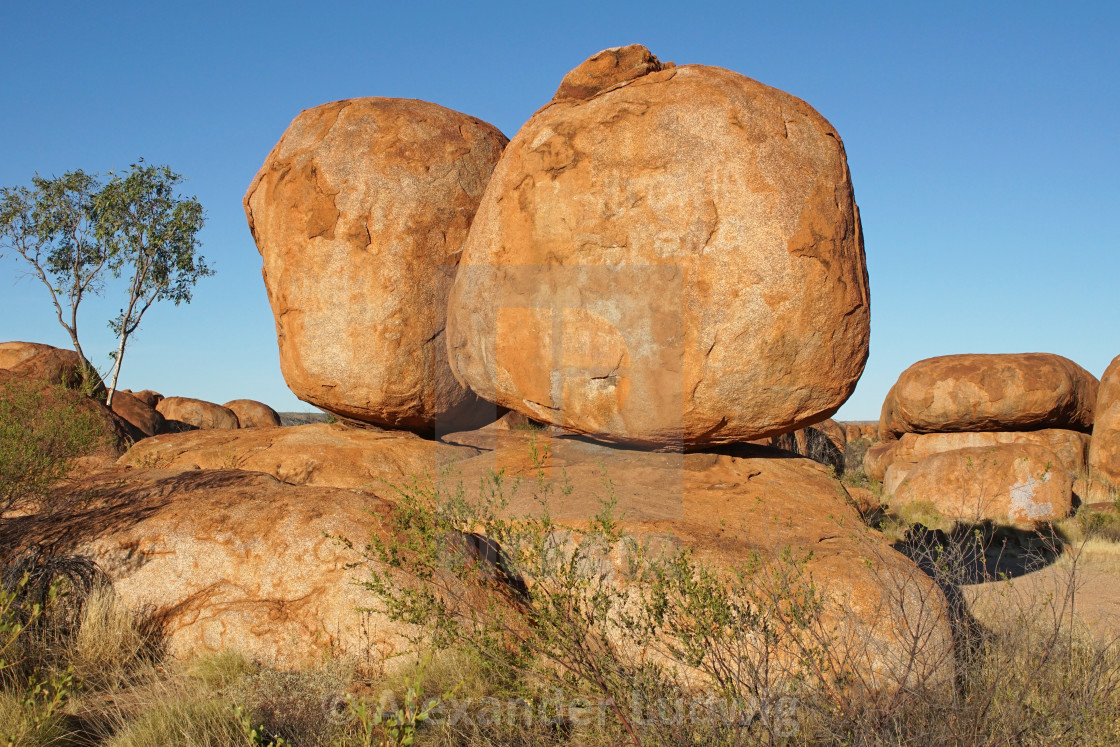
348 442 1120 746
0 375 107 518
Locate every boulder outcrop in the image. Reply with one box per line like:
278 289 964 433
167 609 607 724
103 427 952 684
890 429 1089 478
438 434 952 686
0 341 104 396
446 45 869 449
0 368 131 465
0 341 55 370
244 97 508 434
110 390 166 440
863 441 899 482
122 389 163 409
880 354 1097 437
72 469 416 667
118 422 479 489
889 443 1073 524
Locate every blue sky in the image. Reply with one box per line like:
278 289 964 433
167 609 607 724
1 1 1117 420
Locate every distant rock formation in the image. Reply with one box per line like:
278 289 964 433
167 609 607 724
871 353 1098 524
222 398 282 428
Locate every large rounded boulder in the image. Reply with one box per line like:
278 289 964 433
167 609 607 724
1089 354 1120 502
446 45 869 449
880 353 1097 437
244 98 508 434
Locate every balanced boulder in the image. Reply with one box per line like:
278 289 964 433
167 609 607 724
880 354 1097 437
222 398 282 428
446 45 870 449
1088 355 1120 502
244 98 508 434
889 443 1073 524
156 396 239 431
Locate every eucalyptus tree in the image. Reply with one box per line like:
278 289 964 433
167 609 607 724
0 163 211 404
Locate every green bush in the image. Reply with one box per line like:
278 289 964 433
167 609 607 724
347 442 1120 747
0 376 107 516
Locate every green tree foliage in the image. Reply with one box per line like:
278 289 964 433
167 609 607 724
0 163 211 403
0 172 106 372
94 163 210 406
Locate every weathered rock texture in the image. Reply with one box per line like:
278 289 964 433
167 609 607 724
71 469 417 667
1088 355 1120 502
890 430 1089 478
244 98 508 433
155 396 240 431
446 45 870 449
119 423 479 488
890 443 1073 524
881 354 1098 438
222 399 282 428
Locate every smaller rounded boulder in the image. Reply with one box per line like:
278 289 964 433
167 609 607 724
156 397 240 431
111 390 166 440
223 399 282 428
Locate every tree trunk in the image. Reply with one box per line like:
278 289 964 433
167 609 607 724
105 334 128 408
66 329 100 399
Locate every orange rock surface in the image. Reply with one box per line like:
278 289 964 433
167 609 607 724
245 98 507 433
447 45 869 448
